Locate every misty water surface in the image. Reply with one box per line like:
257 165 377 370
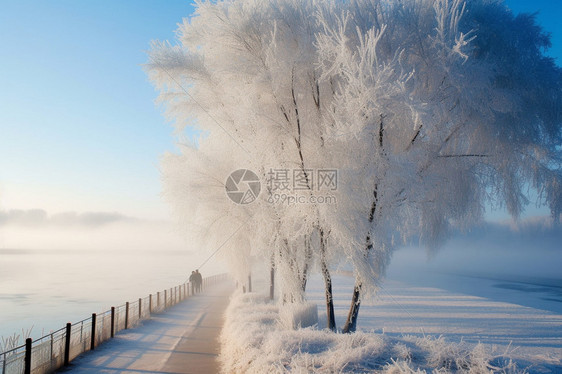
0 248 224 340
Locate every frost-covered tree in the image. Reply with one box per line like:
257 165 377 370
148 0 343 329
316 0 562 332
148 0 561 333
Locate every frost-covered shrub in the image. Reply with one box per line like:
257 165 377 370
393 343 412 361
279 303 318 330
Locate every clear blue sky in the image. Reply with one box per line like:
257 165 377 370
0 0 195 219
0 0 560 221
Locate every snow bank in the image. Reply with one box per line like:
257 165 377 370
219 291 524 373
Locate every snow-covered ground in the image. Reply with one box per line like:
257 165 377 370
220 273 562 373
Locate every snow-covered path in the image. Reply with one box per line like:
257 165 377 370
61 281 234 374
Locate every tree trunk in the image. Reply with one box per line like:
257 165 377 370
319 229 336 331
342 281 362 333
342 180 379 333
270 255 275 300
301 235 312 292
321 257 336 331
301 266 308 292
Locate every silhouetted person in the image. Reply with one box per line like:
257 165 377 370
195 269 202 293
189 271 196 294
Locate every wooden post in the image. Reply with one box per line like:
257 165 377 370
149 294 152 314
139 298 142 319
90 313 96 350
157 292 160 309
125 302 129 329
248 274 252 293
164 290 167 308
110 307 115 338
64 323 71 366
24 338 31 374
50 333 53 368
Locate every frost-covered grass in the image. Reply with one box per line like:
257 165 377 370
1 327 34 352
219 291 525 373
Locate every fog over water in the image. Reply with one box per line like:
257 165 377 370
388 218 562 314
0 213 226 340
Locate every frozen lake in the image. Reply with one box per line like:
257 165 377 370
0 248 225 341
387 245 562 315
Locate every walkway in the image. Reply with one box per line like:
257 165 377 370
60 281 234 374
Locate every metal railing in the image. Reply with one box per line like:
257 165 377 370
0 273 229 374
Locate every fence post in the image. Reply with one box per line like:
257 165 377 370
24 338 31 374
64 323 71 366
49 333 53 368
164 290 167 309
90 314 96 350
149 294 152 314
110 307 115 338
248 274 252 292
139 298 142 319
125 302 129 329
157 292 160 309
